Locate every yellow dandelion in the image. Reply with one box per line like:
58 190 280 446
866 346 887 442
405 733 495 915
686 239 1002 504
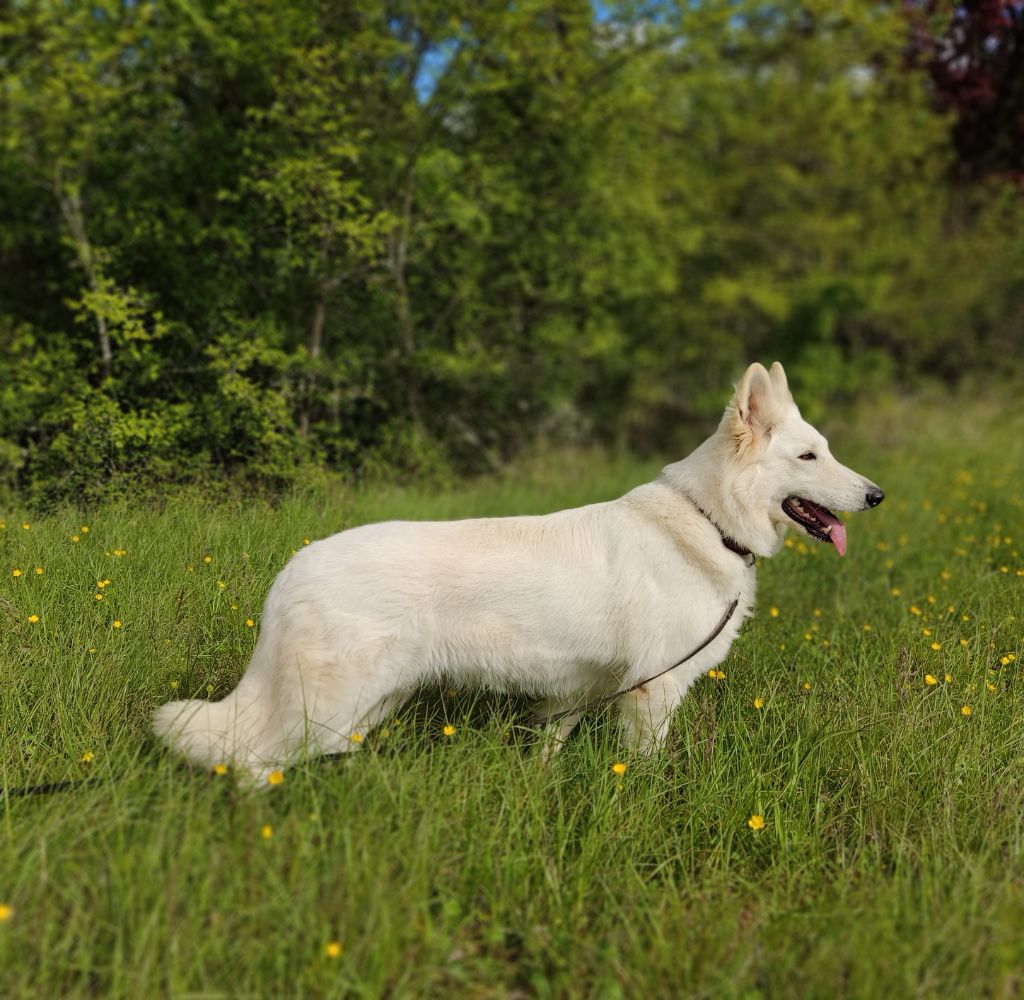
95 593 103 601
203 555 212 564
170 680 179 689
803 682 811 691
945 673 953 683
71 535 80 543
0 903 12 922
862 624 872 631
748 814 766 831
217 580 226 589
910 605 922 616
81 751 94 763
930 642 942 651
890 588 901 597
987 683 997 693
754 697 764 709
22 522 30 531
261 824 273 839
35 567 43 575
960 639 969 647
212 763 228 776
922 628 932 636
925 674 938 686
267 770 284 786
81 525 89 534
443 724 456 737
961 705 972 717
112 620 122 629
769 606 779 617
324 941 342 959
612 762 627 776
1000 656 1011 666
245 618 254 628
349 732 364 744
11 568 22 578
303 538 311 546
27 613 39 624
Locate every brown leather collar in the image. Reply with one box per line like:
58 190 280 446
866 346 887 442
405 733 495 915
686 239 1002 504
688 497 756 567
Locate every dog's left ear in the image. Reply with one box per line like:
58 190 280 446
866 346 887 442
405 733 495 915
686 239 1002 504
734 362 779 439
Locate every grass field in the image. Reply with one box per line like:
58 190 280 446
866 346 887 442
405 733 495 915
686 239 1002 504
1 394 1022 998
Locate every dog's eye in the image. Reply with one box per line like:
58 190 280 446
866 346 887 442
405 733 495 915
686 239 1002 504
798 452 817 461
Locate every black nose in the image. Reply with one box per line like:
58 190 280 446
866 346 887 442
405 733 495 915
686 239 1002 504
865 487 885 508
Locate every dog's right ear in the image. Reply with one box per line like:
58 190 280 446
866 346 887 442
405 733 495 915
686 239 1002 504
733 362 778 441
767 361 793 405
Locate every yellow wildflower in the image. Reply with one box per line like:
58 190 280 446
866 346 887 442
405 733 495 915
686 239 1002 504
754 698 764 709
35 567 43 575
443 724 456 737
945 674 952 683
324 941 342 959
931 642 942 651
27 614 39 624
769 606 779 617
11 568 22 578
212 763 228 776
748 814 766 831
81 751 94 763
0 903 12 922
612 762 627 776
267 770 284 786
925 675 937 686
961 705 972 717
261 825 273 839
245 618 254 628
112 620 122 628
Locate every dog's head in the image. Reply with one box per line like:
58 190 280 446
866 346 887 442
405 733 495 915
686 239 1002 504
726 361 884 556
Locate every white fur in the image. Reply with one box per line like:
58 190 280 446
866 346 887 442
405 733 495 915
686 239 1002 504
153 362 882 781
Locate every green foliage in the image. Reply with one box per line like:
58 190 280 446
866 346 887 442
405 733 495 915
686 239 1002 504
1 0 1022 501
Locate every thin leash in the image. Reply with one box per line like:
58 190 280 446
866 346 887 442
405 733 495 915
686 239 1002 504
530 496 755 725
528 595 741 725
3 777 97 799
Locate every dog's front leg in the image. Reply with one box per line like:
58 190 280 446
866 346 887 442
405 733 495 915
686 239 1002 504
616 674 684 753
534 701 584 762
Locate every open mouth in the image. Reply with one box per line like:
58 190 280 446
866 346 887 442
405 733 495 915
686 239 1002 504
782 497 847 556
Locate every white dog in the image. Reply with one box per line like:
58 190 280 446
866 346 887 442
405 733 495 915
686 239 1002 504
153 362 883 781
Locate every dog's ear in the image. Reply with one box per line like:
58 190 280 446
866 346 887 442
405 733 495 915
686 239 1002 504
733 362 778 439
767 361 793 405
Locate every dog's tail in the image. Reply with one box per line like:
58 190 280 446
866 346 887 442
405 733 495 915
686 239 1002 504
152 694 260 770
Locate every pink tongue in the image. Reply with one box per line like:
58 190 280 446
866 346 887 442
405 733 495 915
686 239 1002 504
831 521 847 557
805 501 846 556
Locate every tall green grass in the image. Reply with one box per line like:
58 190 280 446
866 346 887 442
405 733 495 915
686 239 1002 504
1 395 1022 998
